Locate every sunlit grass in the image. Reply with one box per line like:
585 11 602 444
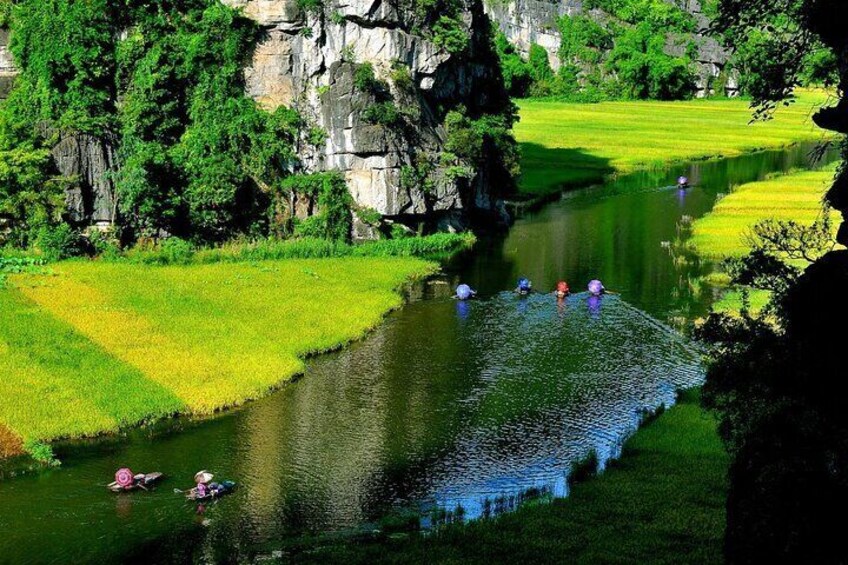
691 164 838 259
0 257 436 450
516 90 834 195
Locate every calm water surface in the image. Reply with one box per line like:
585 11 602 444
0 144 837 564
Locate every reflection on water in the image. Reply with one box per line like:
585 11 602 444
0 144 838 563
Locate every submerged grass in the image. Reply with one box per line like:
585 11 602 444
516 90 834 196
293 391 727 564
0 257 436 452
691 165 838 259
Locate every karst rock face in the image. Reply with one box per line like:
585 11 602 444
222 0 512 234
1 1 512 234
485 0 738 97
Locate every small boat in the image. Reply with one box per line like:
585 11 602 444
185 480 237 501
677 176 690 189
108 471 164 492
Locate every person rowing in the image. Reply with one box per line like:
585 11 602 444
455 283 477 300
554 280 570 299
515 277 532 295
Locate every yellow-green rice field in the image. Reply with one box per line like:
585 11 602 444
0 257 435 456
516 90 835 195
691 164 838 259
691 164 839 317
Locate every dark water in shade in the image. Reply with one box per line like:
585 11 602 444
0 143 838 564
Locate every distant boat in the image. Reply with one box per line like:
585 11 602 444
108 470 163 492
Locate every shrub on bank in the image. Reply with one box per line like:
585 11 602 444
122 233 476 265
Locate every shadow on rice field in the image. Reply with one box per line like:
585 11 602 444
516 90 835 196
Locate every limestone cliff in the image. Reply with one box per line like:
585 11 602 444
0 29 15 101
485 0 738 97
223 0 513 233
1 0 514 235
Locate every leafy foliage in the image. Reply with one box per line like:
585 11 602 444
445 107 520 180
0 144 66 246
1 0 309 245
607 22 696 100
493 29 532 97
282 173 353 242
431 15 470 54
710 0 842 115
493 1 699 100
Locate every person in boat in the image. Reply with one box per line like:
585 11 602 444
194 470 214 498
677 176 690 189
515 278 532 295
196 481 209 499
555 280 570 298
588 279 605 296
455 283 476 300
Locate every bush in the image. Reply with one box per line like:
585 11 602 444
23 440 59 466
353 62 378 91
494 29 533 97
34 224 84 261
431 15 469 54
159 237 194 264
363 102 402 126
389 62 414 91
280 172 353 242
87 228 122 259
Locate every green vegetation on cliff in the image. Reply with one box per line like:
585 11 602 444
495 0 699 100
292 391 726 564
0 0 516 254
515 90 832 195
0 0 309 245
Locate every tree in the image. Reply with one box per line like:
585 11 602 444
700 2 848 561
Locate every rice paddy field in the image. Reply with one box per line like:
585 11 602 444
516 90 835 196
691 164 838 259
690 164 839 317
0 257 436 457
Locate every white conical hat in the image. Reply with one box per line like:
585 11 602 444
194 470 214 484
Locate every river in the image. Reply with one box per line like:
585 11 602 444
0 143 836 564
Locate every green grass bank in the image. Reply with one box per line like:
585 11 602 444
293 391 727 564
516 90 833 196
0 256 437 459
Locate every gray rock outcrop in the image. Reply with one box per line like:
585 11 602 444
484 0 738 97
2 0 512 234
223 0 511 229
0 29 18 102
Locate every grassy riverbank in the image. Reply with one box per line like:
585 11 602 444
0 256 437 459
516 90 833 196
295 391 726 564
